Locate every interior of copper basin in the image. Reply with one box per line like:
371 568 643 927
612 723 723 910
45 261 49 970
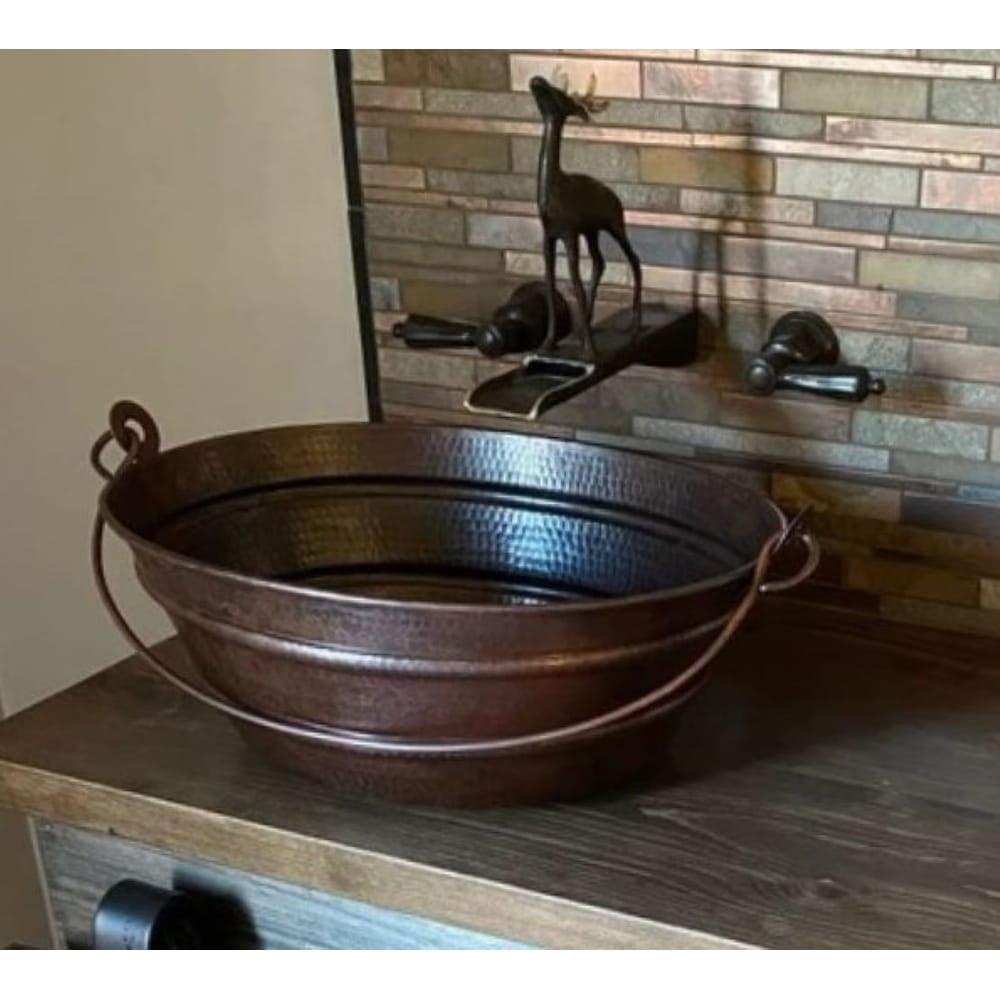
108 427 778 606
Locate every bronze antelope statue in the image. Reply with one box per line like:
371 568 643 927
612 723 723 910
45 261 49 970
464 69 701 420
529 71 642 361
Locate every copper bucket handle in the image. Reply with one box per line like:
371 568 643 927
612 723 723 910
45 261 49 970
90 406 818 758
759 507 820 595
90 400 161 480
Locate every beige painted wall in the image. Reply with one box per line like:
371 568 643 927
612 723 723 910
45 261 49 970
0 50 366 946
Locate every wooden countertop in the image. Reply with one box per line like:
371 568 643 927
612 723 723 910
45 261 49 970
2 601 1000 949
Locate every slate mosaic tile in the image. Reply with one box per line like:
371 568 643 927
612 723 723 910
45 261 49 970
853 411 989 460
356 48 1000 636
383 50 509 90
684 105 823 138
932 80 1000 125
509 54 641 98
920 50 1000 63
643 61 780 108
881 597 1000 638
903 493 1000 539
845 555 980 605
633 416 890 471
388 129 510 172
641 148 773 192
364 203 465 244
860 251 1000 300
776 159 919 206
892 449 1000 489
771 473 901 521
512 136 639 181
720 393 852 441
922 171 1000 215
784 71 928 119
815 202 893 233
357 126 388 161
829 116 1000 156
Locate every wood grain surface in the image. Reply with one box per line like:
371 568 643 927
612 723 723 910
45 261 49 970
2 600 1000 949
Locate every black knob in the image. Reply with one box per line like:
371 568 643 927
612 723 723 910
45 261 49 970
476 282 572 356
93 880 207 949
746 357 779 395
475 320 513 358
92 879 257 949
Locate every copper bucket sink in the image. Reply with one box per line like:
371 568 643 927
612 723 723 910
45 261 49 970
91 401 817 806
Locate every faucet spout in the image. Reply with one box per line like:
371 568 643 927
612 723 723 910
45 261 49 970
465 304 700 421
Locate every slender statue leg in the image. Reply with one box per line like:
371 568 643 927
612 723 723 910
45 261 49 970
610 225 642 335
564 234 594 360
585 232 605 325
539 231 559 353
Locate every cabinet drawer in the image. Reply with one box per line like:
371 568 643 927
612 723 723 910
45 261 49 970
37 821 524 949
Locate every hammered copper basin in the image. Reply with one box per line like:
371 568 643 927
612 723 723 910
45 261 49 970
92 401 815 806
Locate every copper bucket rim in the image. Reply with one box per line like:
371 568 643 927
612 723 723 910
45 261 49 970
96 418 794 618
89 401 819 766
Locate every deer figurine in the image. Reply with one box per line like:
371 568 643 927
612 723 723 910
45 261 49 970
530 71 642 361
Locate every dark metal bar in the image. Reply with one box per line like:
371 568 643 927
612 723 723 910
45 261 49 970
332 49 382 422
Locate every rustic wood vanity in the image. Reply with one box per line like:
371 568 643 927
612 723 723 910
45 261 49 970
2 600 999 949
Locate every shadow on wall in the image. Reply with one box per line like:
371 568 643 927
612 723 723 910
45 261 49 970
709 150 814 441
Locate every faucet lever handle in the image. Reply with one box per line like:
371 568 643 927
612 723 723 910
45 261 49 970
745 311 885 403
773 364 885 402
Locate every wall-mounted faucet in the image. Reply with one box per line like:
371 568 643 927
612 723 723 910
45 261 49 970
745 311 886 403
463 69 701 422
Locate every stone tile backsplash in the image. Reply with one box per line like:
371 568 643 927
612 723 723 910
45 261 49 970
351 48 1000 636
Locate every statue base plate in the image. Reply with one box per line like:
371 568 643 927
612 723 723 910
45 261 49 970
464 305 700 421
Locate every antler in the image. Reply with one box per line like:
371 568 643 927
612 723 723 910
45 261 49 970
574 74 609 115
549 66 609 116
